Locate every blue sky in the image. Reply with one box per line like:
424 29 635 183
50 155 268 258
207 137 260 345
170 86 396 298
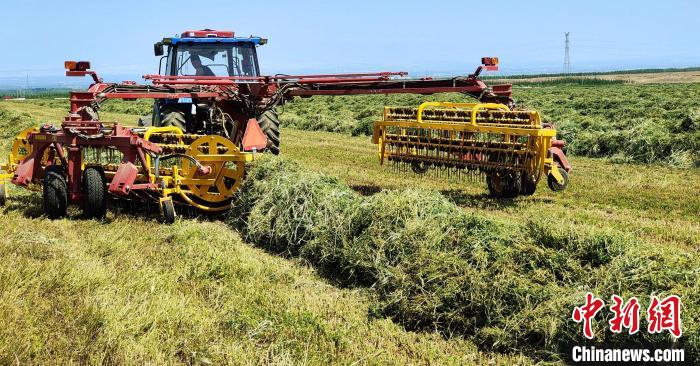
0 0 698 87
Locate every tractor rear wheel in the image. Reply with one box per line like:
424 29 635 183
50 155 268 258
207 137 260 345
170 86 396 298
160 107 187 131
82 167 107 219
258 108 280 155
43 165 68 219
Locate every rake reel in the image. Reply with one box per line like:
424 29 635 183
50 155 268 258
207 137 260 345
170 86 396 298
372 102 572 197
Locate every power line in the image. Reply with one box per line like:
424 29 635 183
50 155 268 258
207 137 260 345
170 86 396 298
563 32 571 74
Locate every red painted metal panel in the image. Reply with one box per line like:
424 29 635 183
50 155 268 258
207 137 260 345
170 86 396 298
181 29 234 38
108 163 139 196
288 86 487 96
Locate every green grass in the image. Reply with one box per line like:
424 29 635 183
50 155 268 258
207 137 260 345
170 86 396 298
0 94 698 364
507 77 627 86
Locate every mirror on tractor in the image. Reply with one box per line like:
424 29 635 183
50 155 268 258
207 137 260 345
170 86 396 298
154 42 164 56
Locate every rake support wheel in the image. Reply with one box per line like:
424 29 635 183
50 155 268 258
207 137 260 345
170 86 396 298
487 171 521 199
43 165 68 219
160 198 176 224
547 167 569 192
0 183 6 207
82 167 107 219
520 172 537 196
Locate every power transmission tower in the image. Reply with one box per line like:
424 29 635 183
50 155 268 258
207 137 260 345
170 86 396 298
563 32 571 74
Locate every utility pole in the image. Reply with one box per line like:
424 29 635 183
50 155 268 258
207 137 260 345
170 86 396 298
563 32 571 74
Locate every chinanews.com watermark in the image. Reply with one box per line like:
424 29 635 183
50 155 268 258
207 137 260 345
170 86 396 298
571 346 684 363
569 292 688 364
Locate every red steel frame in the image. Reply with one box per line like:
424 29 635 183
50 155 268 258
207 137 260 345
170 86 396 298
11 60 514 207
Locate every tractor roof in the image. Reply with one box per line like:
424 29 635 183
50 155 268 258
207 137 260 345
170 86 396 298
163 29 267 46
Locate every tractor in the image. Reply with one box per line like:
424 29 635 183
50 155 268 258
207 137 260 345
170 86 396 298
0 29 558 222
146 30 282 154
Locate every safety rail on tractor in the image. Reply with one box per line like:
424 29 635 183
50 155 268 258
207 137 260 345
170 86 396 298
373 102 571 197
0 28 564 221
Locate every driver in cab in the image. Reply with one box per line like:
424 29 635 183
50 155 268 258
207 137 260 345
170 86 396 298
190 54 215 76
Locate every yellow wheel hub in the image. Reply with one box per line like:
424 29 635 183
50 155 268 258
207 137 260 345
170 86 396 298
11 127 39 164
179 135 245 206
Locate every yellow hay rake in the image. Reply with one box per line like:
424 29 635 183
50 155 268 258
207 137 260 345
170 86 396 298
372 102 571 197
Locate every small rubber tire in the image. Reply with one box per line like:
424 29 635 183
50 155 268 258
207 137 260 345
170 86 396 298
411 161 429 174
503 172 522 198
520 172 537 196
486 172 503 197
43 165 68 219
0 183 6 206
547 167 569 192
258 108 281 155
82 167 107 219
160 198 176 224
488 172 521 198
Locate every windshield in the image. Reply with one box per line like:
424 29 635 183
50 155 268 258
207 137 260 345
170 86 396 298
168 42 259 77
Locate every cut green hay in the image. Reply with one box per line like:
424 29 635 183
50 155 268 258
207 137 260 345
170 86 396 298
229 156 699 362
2 199 523 365
0 105 36 151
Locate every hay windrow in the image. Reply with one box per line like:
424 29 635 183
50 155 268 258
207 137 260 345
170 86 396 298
227 156 699 361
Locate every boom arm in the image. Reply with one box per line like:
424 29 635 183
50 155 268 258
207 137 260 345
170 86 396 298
66 60 514 115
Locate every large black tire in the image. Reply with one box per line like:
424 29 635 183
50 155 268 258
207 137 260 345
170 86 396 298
43 165 68 219
160 107 187 131
82 167 107 219
258 108 280 155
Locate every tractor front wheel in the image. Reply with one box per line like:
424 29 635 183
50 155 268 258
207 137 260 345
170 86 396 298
43 165 68 219
82 167 107 219
258 108 280 155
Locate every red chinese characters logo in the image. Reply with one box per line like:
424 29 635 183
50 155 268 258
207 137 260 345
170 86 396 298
572 292 605 339
573 293 682 339
609 295 640 334
647 295 682 338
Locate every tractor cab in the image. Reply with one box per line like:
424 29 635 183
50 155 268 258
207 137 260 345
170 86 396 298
154 29 266 78
147 29 269 135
